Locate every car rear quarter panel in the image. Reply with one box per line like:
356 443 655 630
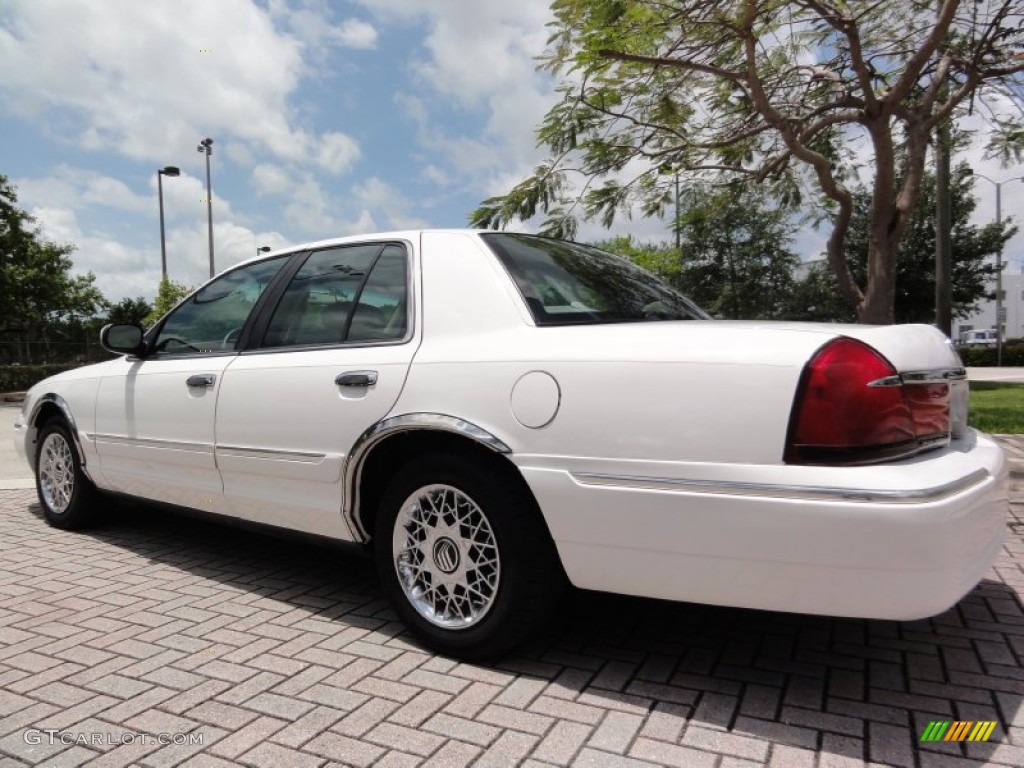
399 232 834 466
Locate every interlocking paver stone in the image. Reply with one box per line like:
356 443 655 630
0 454 1021 767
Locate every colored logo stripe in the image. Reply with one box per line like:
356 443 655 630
968 721 997 742
921 721 949 741
920 721 997 742
945 721 972 741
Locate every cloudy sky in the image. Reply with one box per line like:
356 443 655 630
0 0 1021 304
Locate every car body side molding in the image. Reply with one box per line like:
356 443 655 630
571 467 991 504
343 413 512 541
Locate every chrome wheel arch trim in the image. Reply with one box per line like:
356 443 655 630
28 393 93 482
343 413 512 542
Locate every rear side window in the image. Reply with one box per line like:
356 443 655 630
261 243 409 348
481 233 708 325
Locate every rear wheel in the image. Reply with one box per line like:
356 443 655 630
375 453 563 659
35 419 98 530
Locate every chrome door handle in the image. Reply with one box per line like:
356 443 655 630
186 374 216 388
335 370 378 387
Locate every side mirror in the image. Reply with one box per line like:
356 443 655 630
100 324 146 356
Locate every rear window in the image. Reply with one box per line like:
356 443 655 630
481 233 709 325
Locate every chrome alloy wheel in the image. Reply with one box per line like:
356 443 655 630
39 432 75 514
392 483 501 629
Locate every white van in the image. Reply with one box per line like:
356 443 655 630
959 329 997 347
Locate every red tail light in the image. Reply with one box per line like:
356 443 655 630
785 338 950 465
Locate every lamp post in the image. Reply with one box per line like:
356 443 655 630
256 245 271 257
156 166 180 280
969 171 1023 366
196 137 215 277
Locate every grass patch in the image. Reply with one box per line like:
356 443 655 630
968 381 1024 434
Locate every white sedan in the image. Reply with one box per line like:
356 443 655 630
13 230 1008 658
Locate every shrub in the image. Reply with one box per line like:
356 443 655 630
0 364 83 393
957 344 1024 367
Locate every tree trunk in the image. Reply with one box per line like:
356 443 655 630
860 232 897 325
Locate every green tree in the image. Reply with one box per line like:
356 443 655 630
107 297 153 326
785 261 855 323
591 235 682 282
674 186 799 319
788 165 1016 322
470 0 1024 325
143 277 193 328
0 174 107 363
596 186 799 319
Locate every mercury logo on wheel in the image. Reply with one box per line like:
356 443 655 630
433 538 460 573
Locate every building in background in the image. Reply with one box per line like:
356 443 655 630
954 273 1024 343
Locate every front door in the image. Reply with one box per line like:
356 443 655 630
215 241 418 539
93 255 289 509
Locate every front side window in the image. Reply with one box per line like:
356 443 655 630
153 256 287 355
262 243 409 348
481 233 708 325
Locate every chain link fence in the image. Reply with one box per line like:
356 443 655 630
0 338 112 367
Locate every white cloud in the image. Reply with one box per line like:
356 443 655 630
251 163 293 196
316 131 361 175
0 0 313 165
353 177 430 230
359 0 557 196
278 0 378 54
14 166 150 216
336 19 378 49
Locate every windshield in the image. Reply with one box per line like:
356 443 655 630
481 233 709 325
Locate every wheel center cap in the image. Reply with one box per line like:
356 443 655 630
432 537 460 574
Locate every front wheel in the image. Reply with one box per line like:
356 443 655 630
375 454 563 659
35 419 98 530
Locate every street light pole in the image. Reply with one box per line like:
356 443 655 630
156 166 180 280
674 173 681 254
197 138 215 278
256 245 271 257
971 172 1023 367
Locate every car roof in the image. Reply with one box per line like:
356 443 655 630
226 228 500 274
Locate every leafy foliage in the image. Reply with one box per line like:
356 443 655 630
471 0 1024 324
0 363 82 392
107 297 153 326
0 174 107 363
143 277 194 328
596 186 800 319
788 165 1016 322
960 344 1024 367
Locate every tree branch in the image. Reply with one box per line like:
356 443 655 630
597 48 745 81
886 0 959 105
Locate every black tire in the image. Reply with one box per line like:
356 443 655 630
375 453 564 660
34 418 98 530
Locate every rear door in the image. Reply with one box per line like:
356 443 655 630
214 239 418 539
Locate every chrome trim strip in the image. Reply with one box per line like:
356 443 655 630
901 367 967 384
867 375 902 388
869 367 967 388
216 445 326 462
571 468 990 504
343 413 512 542
90 433 214 453
28 393 93 481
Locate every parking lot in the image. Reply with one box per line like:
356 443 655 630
0 441 1021 767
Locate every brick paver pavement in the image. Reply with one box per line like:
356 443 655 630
0 446 1021 767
